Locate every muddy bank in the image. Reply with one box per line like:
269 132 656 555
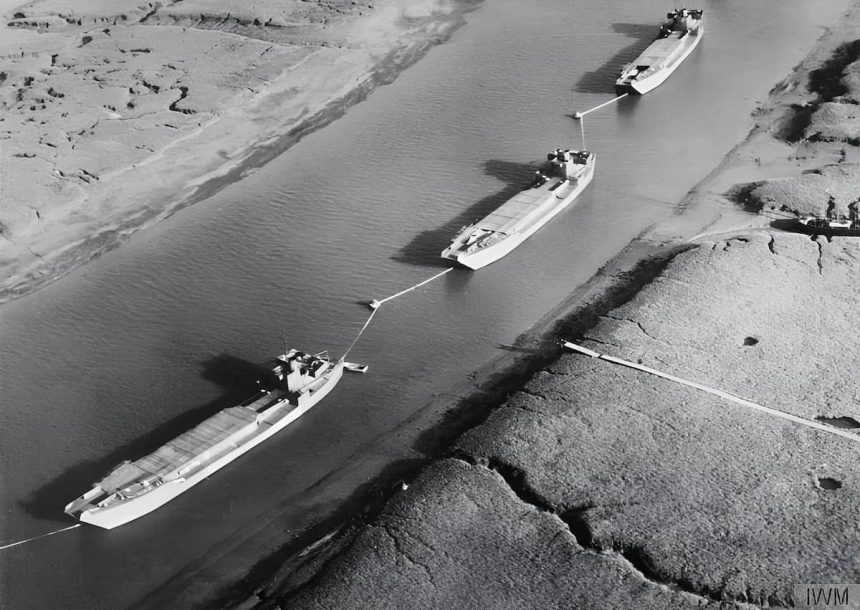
279 235 860 605
0 0 479 302
231 4 860 609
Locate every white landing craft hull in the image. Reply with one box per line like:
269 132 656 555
450 231 530 271
442 156 595 270
616 25 703 95
69 362 344 529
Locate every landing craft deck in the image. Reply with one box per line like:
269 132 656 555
476 188 548 234
138 407 257 472
441 149 595 270
630 35 687 68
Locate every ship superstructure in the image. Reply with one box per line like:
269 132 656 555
441 148 595 270
616 8 703 95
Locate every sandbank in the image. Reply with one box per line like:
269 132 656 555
0 0 476 301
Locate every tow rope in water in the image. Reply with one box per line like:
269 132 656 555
563 341 860 445
367 267 453 310
341 308 378 361
573 93 628 150
343 267 454 360
0 523 81 551
2 270 455 544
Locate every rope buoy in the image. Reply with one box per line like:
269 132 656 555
367 268 453 310
573 93 629 150
574 93 629 120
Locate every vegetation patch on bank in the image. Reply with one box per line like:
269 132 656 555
729 163 860 216
776 39 860 143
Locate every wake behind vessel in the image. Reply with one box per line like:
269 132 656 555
616 8 703 95
64 349 364 529
441 148 595 270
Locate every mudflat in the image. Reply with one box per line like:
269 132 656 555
249 3 860 608
0 0 473 301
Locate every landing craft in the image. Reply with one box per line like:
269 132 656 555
616 8 704 95
441 149 595 269
65 349 366 529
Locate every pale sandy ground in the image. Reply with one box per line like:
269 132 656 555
242 3 860 608
0 0 473 301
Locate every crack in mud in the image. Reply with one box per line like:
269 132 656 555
579 335 616 348
454 455 767 608
517 387 547 400
815 240 824 274
379 523 437 591
607 314 663 344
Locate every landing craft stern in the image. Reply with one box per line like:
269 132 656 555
64 486 104 518
615 82 639 96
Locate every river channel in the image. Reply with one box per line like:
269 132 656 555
0 0 849 607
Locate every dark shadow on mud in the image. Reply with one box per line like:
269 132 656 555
726 181 768 213
392 159 541 267
190 458 430 609
496 344 542 354
414 250 684 457
574 22 655 94
815 415 860 429
773 102 815 142
808 39 860 101
769 218 803 232
412 352 557 457
772 40 860 142
19 354 269 524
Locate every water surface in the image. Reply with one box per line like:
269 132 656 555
0 0 849 607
